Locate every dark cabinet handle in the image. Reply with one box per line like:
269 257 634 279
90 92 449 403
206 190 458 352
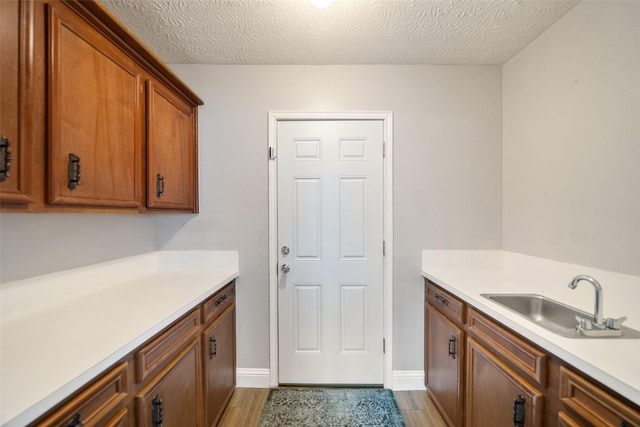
620 422 630 427
214 294 228 306
152 394 164 427
68 153 80 190
65 413 83 427
209 336 217 359
448 336 456 359
156 173 164 198
434 293 449 306
0 136 11 182
513 395 525 427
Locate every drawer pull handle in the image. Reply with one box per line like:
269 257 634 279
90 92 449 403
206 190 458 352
0 136 11 182
448 336 456 359
214 294 228 306
152 394 164 427
68 153 80 190
435 293 449 306
209 336 217 359
65 413 83 427
513 395 525 427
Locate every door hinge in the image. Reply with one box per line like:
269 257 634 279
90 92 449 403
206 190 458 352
383 241 386 256
383 141 386 158
268 147 277 160
383 338 386 354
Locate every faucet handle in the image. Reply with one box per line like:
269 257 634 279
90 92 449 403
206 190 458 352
604 316 627 330
575 316 593 330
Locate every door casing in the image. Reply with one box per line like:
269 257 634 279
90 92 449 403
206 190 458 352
268 111 394 388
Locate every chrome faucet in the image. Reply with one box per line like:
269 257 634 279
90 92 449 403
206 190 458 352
568 275 604 327
568 274 627 336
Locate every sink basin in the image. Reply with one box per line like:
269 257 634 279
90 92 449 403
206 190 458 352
481 293 640 339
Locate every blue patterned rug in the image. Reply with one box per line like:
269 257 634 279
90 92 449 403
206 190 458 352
258 388 405 426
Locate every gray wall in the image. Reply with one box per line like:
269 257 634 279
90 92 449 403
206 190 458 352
159 65 503 371
0 214 156 282
502 1 640 275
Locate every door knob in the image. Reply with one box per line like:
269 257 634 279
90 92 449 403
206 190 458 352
281 264 291 274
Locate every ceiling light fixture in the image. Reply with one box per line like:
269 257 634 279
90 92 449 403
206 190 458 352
309 0 334 9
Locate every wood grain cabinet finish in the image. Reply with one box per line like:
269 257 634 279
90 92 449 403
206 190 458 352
36 361 128 427
136 337 203 427
46 1 142 207
1 0 202 213
146 79 197 211
425 303 464 427
559 366 640 427
0 0 35 205
467 308 548 387
203 300 236 427
465 337 544 427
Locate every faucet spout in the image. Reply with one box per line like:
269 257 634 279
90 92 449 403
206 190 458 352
568 275 604 327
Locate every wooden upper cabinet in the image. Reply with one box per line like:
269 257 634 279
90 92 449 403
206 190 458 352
46 1 142 207
146 80 197 211
0 0 35 205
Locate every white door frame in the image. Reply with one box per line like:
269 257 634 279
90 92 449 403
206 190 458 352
268 111 394 388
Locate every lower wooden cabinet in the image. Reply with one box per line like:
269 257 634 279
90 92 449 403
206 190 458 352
559 366 640 427
36 362 128 427
136 338 202 427
203 303 236 427
425 303 464 427
465 337 544 427
424 279 640 427
32 280 237 427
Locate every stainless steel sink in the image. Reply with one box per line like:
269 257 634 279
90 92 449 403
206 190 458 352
481 293 640 339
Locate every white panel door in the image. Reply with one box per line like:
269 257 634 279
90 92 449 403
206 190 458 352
277 120 384 384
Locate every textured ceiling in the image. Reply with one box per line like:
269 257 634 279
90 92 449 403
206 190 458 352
98 0 579 65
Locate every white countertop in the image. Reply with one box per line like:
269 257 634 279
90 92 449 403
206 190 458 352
0 250 239 427
421 250 640 407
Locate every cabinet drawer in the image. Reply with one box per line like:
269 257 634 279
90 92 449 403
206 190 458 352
203 281 235 325
37 362 128 427
426 280 465 324
136 309 200 382
559 366 640 426
557 411 582 427
467 308 548 387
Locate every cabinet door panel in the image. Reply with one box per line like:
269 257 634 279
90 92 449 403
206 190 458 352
426 304 464 427
465 337 544 427
47 2 141 207
146 80 196 210
136 338 202 427
0 0 34 204
203 305 236 427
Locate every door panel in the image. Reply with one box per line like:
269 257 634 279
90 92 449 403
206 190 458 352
277 120 384 384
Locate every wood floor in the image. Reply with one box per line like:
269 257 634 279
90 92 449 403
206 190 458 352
218 388 448 427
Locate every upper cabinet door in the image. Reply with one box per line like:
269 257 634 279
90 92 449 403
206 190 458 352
146 80 197 211
46 2 142 207
0 0 35 205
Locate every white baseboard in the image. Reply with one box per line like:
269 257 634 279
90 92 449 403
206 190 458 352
391 370 426 391
236 368 271 388
236 368 425 390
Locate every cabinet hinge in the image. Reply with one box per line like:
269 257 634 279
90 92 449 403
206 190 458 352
383 241 386 256
383 338 386 354
268 147 277 160
383 141 386 158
